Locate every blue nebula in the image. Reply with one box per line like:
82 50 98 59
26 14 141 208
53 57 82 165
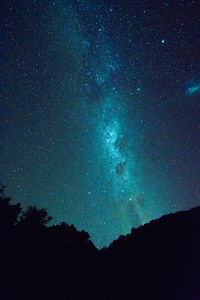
186 84 200 97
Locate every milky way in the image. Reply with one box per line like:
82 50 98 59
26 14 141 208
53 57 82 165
1 0 200 248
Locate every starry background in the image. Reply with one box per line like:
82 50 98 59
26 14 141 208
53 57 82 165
1 0 200 248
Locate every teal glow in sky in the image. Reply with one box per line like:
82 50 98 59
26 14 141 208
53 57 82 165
1 0 200 248
186 84 200 96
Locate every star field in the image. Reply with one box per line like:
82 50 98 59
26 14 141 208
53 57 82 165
1 0 200 248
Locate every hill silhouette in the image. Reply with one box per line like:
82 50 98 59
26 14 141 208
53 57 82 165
0 184 200 300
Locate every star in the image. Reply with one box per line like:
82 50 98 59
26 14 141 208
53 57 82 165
1 0 199 249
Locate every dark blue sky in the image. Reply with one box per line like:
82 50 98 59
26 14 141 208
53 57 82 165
1 0 200 248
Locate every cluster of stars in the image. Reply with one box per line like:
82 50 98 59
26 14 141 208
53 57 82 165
1 0 200 248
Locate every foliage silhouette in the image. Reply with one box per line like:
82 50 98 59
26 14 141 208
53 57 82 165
0 185 21 237
20 205 52 227
0 184 200 300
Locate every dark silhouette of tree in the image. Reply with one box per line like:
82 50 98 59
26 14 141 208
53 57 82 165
0 185 21 300
1 183 200 300
19 205 52 228
0 184 21 237
44 222 96 255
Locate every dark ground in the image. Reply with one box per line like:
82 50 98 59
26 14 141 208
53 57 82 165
1 185 200 300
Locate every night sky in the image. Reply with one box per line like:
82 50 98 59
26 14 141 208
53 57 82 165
1 0 200 248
